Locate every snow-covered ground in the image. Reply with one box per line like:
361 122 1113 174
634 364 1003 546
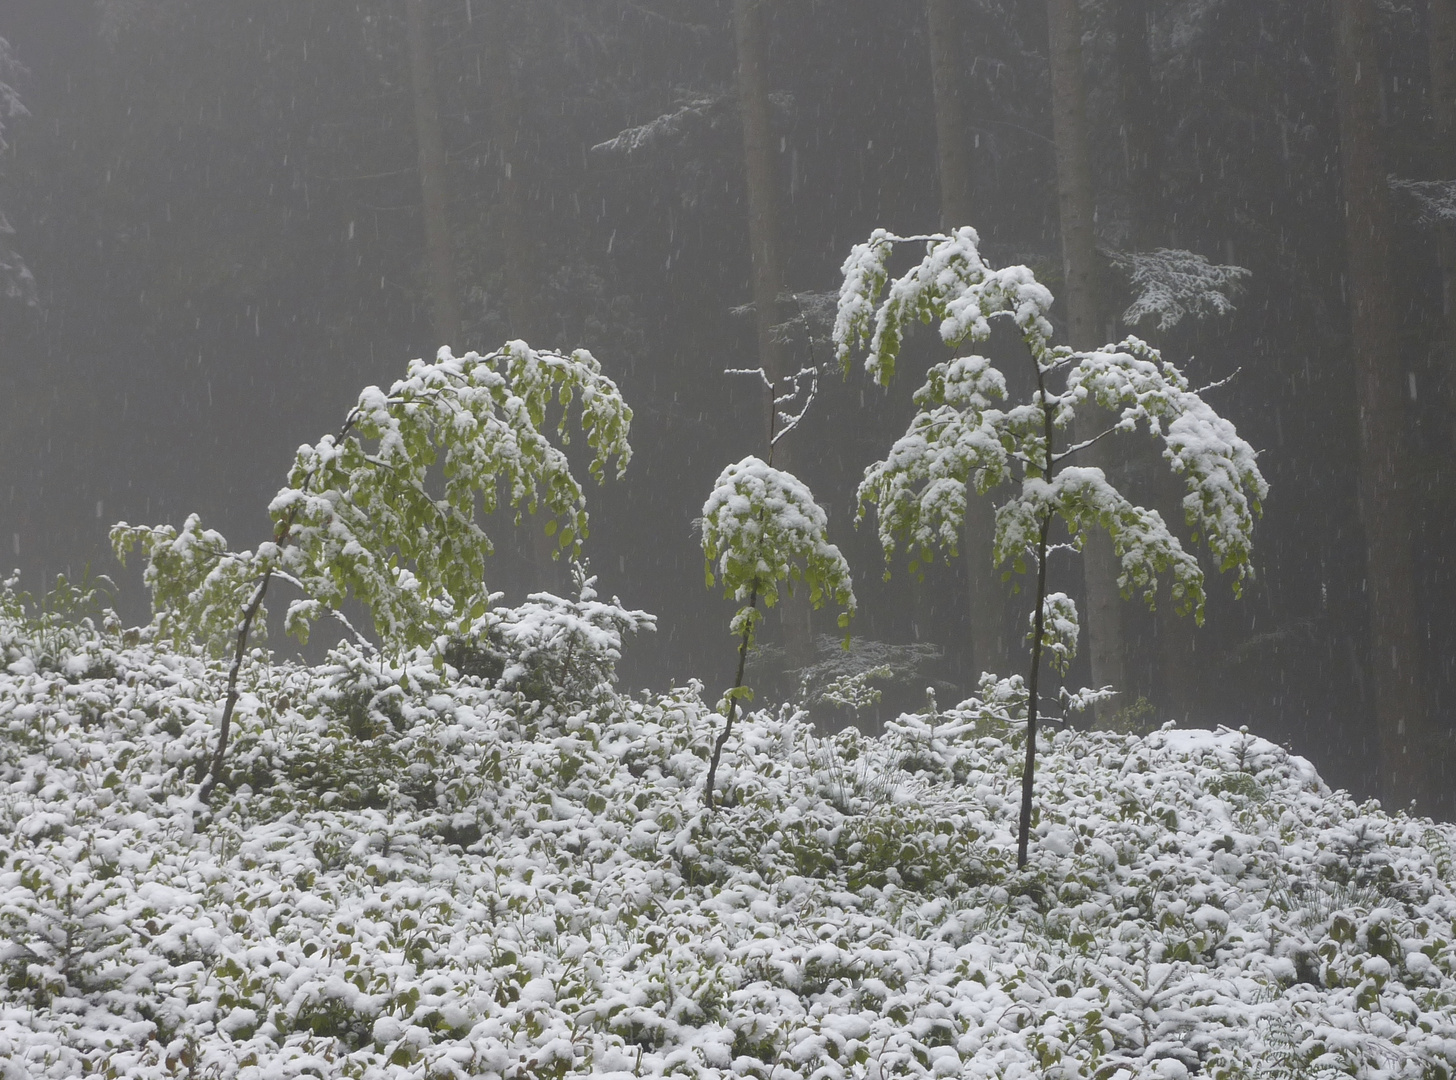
2 600 1454 1080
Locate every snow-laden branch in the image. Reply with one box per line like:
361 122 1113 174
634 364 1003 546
1106 247 1251 332
591 92 730 156
1389 175 1456 225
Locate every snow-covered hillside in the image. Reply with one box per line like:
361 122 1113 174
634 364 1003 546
2 594 1454 1080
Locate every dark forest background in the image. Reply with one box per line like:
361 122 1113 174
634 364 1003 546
1 0 1454 817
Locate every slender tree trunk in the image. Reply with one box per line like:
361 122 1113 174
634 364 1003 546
928 0 1010 680
928 0 974 229
734 0 790 397
733 0 811 666
404 0 461 350
1047 0 1126 708
1114 0 1158 247
1334 0 1430 811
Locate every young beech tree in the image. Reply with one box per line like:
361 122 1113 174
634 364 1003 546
700 366 856 809
834 227 1267 867
113 342 633 802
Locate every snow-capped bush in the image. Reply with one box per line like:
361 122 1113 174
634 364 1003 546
3 588 1455 1080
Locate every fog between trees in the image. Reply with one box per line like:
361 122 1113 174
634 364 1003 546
1 0 1453 816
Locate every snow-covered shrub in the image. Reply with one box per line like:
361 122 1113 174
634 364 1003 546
110 342 634 799
835 225 1267 865
4 606 1456 1080
445 562 654 708
113 342 634 659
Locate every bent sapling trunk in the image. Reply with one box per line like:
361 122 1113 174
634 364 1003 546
197 570 270 804
705 582 758 811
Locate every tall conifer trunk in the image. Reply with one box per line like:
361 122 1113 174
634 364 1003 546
1114 0 1195 719
480 1 560 589
1334 0 1430 810
1047 0 1126 707
404 0 461 350
1431 0 1456 422
482 0 543 343
927 0 1010 680
733 0 811 664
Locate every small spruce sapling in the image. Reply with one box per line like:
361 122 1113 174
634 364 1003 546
113 343 633 802
834 227 1267 867
700 365 856 808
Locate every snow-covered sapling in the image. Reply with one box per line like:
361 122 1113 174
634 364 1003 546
113 342 633 801
700 365 855 808
834 227 1267 867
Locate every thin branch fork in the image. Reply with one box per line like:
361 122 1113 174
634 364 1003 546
1053 421 1122 464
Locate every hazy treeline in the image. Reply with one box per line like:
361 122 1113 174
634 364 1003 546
0 0 1452 815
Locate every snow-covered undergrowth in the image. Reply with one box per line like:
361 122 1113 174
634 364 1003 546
3 606 1456 1080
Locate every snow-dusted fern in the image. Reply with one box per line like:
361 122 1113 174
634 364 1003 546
835 226 1267 866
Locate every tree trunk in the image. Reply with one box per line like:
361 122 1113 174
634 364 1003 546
1047 0 1126 708
1113 0 1195 719
479 0 561 590
404 0 461 351
927 0 1011 681
734 0 792 402
733 0 812 666
482 0 544 344
1334 0 1430 811
1431 0 1456 432
1114 0 1159 249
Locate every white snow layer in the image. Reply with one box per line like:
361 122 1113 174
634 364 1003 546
1 607 1455 1080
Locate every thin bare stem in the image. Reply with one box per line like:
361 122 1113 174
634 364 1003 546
1053 422 1121 464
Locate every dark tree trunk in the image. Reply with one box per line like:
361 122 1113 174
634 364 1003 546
733 0 792 401
1114 0 1195 720
1114 0 1160 250
482 0 544 344
1047 0 1126 708
404 0 461 350
733 0 811 663
1431 0 1456 432
479 1 561 589
927 0 1011 681
1334 0 1430 811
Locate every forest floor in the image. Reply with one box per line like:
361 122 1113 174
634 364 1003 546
2 594 1455 1080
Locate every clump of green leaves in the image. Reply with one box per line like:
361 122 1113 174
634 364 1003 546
115 343 633 656
700 456 856 648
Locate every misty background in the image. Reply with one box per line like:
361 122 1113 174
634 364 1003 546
1 0 1452 816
